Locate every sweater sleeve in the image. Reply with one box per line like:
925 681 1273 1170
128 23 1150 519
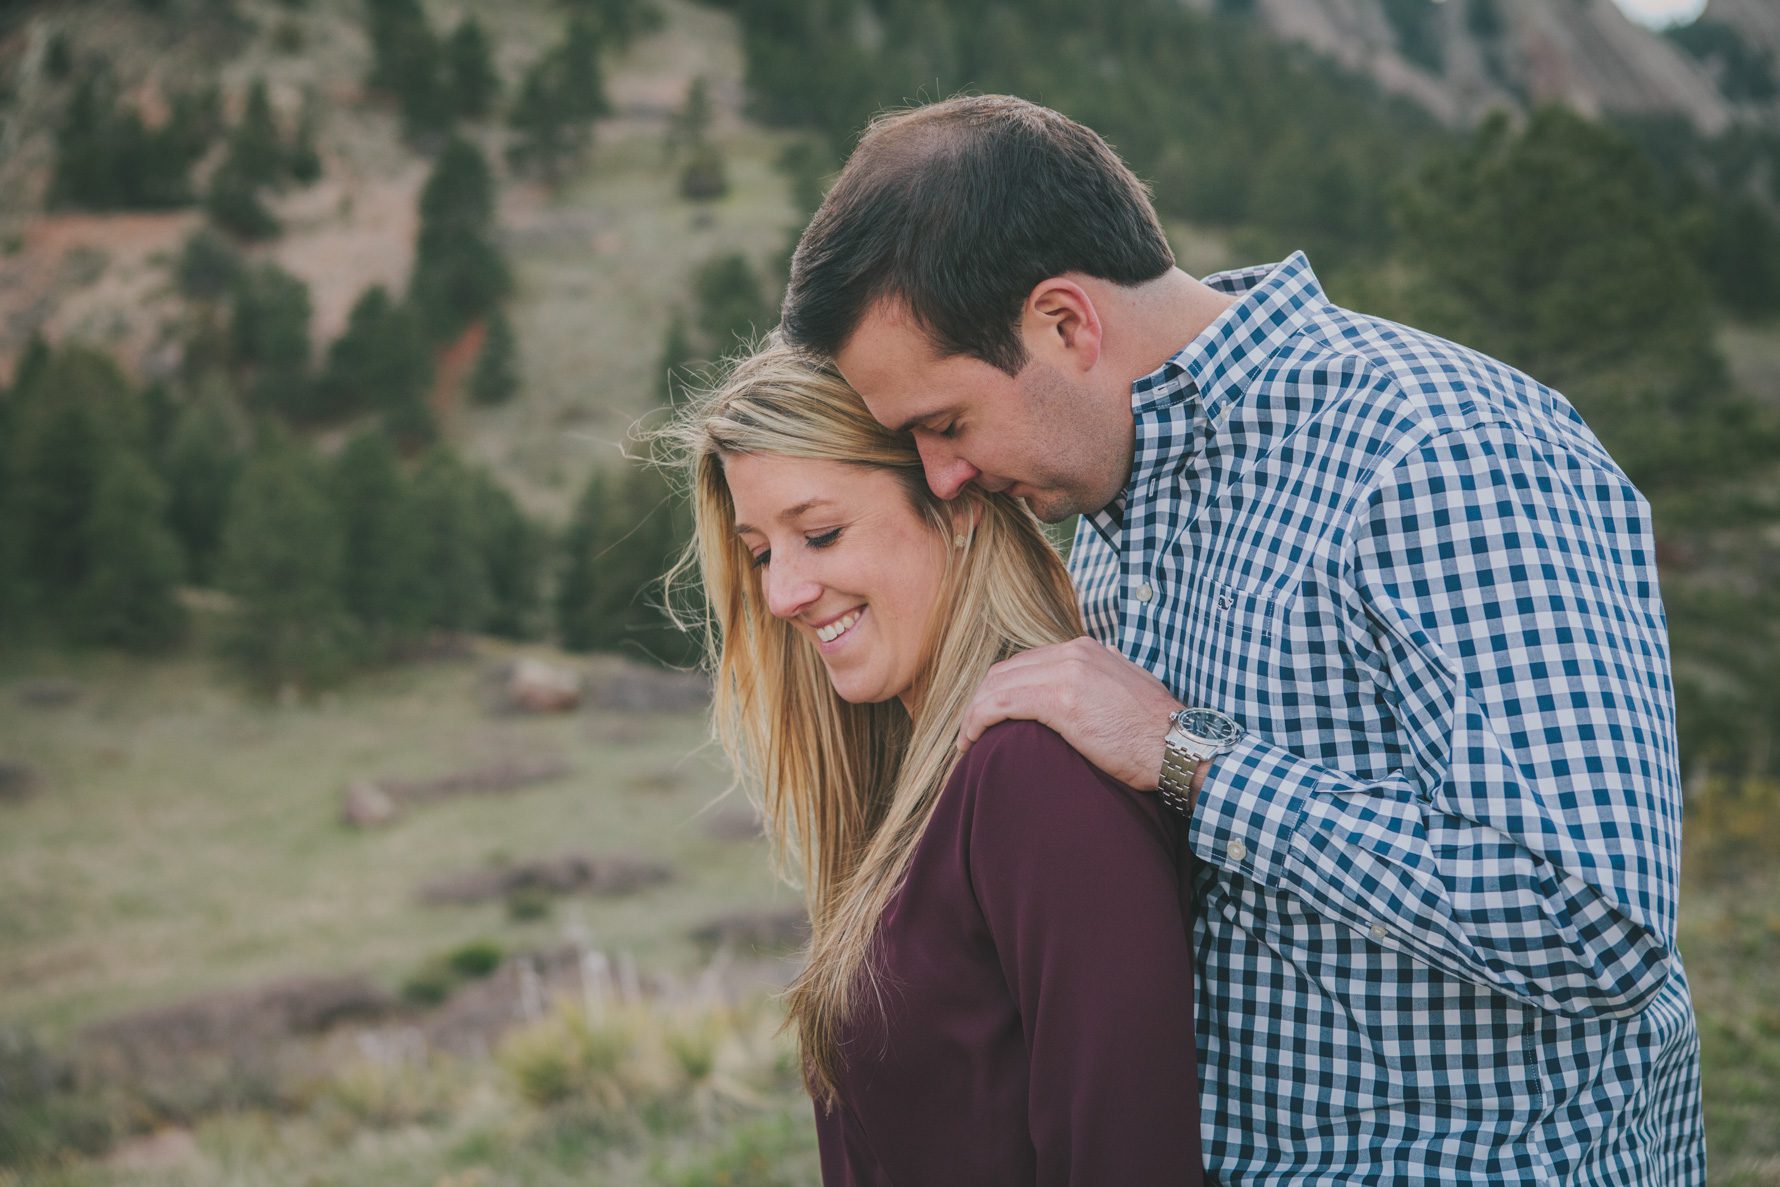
959 720 1203 1187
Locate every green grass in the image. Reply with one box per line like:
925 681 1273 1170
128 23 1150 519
0 642 792 1044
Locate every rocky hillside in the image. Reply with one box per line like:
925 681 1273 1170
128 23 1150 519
1188 0 1779 132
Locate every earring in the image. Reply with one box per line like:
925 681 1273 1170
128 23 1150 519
954 533 967 549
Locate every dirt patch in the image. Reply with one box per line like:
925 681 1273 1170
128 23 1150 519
0 760 42 804
586 660 710 712
417 852 673 906
690 907 808 954
701 801 762 841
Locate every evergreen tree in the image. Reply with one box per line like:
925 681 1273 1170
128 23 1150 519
226 78 285 189
4 345 143 619
230 262 313 416
331 429 429 651
161 395 243 584
51 60 208 209
470 470 545 639
205 161 280 240
557 461 693 664
447 17 499 120
506 58 584 182
693 252 771 350
410 137 509 341
1395 107 1724 481
73 452 186 651
217 436 356 693
318 285 433 422
364 0 449 140
672 79 727 202
469 308 520 405
557 16 610 120
408 450 493 633
287 103 322 184
175 227 244 302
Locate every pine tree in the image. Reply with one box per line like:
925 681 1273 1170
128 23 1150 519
470 470 545 639
205 161 280 240
73 452 187 651
470 308 520 405
162 396 244 585
230 263 313 417
410 137 509 340
217 436 356 693
331 429 429 652
4 345 144 618
557 16 610 120
693 252 771 350
506 59 583 182
557 461 692 664
408 450 493 633
227 79 285 188
447 17 499 120
175 227 244 302
319 285 433 421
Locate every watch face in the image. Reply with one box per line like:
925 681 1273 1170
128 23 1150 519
1175 708 1243 747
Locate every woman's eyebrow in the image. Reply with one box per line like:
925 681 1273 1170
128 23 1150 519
734 498 837 535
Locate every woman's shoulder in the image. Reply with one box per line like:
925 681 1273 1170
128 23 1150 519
948 720 1170 846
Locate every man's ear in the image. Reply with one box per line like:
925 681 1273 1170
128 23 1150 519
1022 277 1103 373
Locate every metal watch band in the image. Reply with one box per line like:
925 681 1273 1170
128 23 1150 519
1157 741 1200 819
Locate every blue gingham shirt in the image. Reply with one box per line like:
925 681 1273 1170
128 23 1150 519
1071 254 1705 1184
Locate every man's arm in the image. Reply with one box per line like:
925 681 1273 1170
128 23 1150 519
962 422 1683 1018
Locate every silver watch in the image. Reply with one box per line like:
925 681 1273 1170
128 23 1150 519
1157 707 1244 818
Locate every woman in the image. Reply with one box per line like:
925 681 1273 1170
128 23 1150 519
667 339 1202 1186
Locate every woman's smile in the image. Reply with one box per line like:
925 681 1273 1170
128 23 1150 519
723 452 952 710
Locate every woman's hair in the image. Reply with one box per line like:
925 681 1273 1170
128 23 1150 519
662 336 1083 1098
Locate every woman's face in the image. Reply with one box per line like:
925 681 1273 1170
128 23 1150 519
724 452 953 710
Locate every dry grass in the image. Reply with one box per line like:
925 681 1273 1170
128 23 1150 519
0 641 795 1046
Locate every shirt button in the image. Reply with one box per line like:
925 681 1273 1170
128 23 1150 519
1135 581 1155 603
1226 839 1247 862
1369 922 1389 941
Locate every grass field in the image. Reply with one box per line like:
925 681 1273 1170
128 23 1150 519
3 641 1778 1185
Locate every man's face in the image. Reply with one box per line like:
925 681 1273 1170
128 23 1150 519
832 303 1132 522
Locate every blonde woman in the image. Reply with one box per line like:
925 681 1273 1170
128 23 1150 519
669 339 1202 1186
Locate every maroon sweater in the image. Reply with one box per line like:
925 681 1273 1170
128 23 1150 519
812 721 1203 1187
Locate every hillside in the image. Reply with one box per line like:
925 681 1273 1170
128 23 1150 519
1206 0 1779 132
0 0 803 518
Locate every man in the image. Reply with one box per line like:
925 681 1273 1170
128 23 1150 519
779 95 1704 1183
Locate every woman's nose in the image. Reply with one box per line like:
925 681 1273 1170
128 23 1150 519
762 554 821 620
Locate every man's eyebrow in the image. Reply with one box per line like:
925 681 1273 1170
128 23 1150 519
733 498 836 535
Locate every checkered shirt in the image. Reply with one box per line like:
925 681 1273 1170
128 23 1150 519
1071 254 1705 1185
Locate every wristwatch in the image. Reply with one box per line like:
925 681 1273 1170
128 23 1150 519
1157 707 1244 818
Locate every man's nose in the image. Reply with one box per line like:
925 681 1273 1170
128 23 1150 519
762 554 821 620
917 438 981 501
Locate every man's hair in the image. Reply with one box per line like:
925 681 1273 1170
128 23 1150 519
781 95 1175 375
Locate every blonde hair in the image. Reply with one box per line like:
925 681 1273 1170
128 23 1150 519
663 337 1084 1099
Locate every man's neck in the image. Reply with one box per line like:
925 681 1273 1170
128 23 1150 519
1096 267 1237 391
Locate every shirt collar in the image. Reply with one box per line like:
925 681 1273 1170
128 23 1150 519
1122 251 1326 495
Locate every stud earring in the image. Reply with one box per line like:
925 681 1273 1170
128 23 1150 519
954 533 967 549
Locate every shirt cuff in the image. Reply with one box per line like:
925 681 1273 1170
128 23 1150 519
1187 734 1319 887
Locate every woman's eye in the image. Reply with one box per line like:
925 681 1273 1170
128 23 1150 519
807 528 842 549
749 549 771 569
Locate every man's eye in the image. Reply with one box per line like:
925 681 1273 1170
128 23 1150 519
933 422 959 439
808 528 842 549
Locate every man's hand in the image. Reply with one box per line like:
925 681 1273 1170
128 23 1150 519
957 637 1183 790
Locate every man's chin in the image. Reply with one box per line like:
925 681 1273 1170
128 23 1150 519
1018 490 1078 524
